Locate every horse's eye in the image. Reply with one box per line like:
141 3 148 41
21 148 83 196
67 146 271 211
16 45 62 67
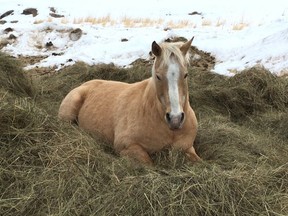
184 73 188 79
156 74 161 80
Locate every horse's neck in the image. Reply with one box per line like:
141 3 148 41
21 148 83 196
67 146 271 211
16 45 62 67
142 78 164 116
143 78 157 103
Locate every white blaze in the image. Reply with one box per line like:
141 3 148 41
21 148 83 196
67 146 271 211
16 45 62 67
167 62 181 115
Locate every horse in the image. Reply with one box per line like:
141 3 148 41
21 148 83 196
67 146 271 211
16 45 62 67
58 37 201 165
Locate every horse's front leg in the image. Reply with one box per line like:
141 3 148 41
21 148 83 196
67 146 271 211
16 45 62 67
185 146 202 162
173 139 202 163
119 144 153 166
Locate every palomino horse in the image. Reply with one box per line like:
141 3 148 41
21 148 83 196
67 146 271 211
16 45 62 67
58 38 201 165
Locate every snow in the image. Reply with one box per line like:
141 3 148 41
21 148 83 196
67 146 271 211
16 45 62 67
0 0 288 76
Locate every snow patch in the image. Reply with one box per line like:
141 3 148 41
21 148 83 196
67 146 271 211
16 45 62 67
0 0 288 75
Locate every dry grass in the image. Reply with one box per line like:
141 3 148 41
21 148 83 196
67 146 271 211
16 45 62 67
216 18 226 27
232 16 249 30
32 15 195 28
202 19 212 26
60 17 70 24
166 20 196 29
232 22 249 30
122 17 165 28
34 17 53 24
1 50 288 216
32 15 251 30
73 15 113 26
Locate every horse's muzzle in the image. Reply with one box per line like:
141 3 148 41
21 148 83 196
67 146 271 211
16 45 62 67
165 112 185 130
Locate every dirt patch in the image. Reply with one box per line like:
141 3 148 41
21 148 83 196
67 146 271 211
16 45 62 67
190 45 216 70
131 36 216 71
16 55 58 76
17 55 47 66
165 36 216 70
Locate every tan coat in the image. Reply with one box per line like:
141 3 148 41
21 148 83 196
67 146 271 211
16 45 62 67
59 39 201 165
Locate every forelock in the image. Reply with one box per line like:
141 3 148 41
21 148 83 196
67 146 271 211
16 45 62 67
159 42 190 67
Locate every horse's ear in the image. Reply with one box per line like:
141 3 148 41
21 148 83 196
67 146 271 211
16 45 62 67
180 37 194 56
152 41 162 57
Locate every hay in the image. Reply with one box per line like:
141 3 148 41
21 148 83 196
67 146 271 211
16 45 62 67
0 53 35 97
1 53 288 215
190 67 288 121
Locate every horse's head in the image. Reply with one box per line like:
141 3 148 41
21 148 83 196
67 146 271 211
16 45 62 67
151 38 193 130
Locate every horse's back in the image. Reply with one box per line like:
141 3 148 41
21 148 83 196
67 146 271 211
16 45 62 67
59 79 127 121
77 79 131 141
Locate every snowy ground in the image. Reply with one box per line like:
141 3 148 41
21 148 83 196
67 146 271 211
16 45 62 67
0 0 288 76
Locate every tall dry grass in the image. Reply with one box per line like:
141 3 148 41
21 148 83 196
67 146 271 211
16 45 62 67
33 14 252 30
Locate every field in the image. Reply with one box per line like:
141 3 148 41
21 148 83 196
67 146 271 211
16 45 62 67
1 47 288 216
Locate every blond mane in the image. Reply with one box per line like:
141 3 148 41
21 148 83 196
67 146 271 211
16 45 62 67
159 41 191 66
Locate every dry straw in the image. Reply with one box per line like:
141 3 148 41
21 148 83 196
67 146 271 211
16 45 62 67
1 47 288 215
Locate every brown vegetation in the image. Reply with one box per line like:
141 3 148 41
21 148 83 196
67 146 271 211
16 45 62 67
0 51 288 215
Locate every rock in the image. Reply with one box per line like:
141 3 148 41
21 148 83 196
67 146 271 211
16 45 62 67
4 27 13 33
10 20 18 23
0 20 7 25
46 41 53 47
69 28 82 41
52 52 64 56
22 8 38 17
49 7 56 13
49 13 64 18
0 10 14 19
121 38 128 42
8 34 17 40
188 11 202 16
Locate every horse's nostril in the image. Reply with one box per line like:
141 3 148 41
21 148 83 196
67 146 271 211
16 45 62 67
180 112 185 122
166 113 171 122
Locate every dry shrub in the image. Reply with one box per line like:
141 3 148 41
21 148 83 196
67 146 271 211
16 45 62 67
0 52 288 216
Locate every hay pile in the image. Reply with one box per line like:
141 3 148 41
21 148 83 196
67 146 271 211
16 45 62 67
1 52 288 215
